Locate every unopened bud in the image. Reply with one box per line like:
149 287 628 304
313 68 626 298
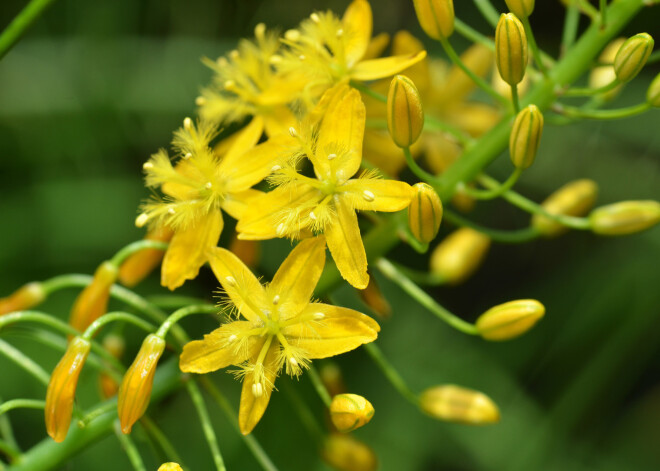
118 226 173 287
532 179 599 237
69 261 119 333
589 38 625 102
228 234 260 268
613 33 654 83
0 282 46 316
412 0 454 40
321 434 378 471
330 394 375 433
357 275 391 319
647 73 660 107
505 0 535 18
589 200 660 236
476 299 545 341
320 362 347 397
419 385 500 424
118 334 166 433
495 13 528 86
509 104 543 169
45 337 91 442
430 228 490 285
158 464 183 471
408 183 443 244
387 75 424 148
99 334 125 399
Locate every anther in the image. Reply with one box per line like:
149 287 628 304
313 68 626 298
225 276 237 286
183 117 192 130
252 383 263 397
276 223 286 236
310 13 320 23
254 23 266 39
142 162 154 170
195 96 206 106
271 165 282 172
229 50 239 60
273 295 280 305
135 213 149 228
309 211 317 221
288 127 298 137
269 55 282 64
228 334 237 343
183 152 192 160
362 190 375 202
327 153 337 160
289 357 298 366
285 30 300 41
224 80 236 90
336 28 344 37
313 312 325 320
299 55 306 61
168 207 176 215
216 57 228 67
205 182 213 189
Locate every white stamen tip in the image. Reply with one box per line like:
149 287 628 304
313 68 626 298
228 334 237 343
252 383 263 397
299 54 306 61
288 127 297 137
271 165 282 172
205 182 213 189
337 28 344 37
195 96 206 106
276 223 286 236
167 207 176 215
229 50 239 60
254 23 266 38
285 30 300 41
135 213 149 228
142 162 154 170
183 152 192 160
309 211 317 221
313 312 325 320
327 153 337 160
225 276 237 286
273 295 280 305
362 190 375 202
224 80 235 90
216 57 228 67
183 117 193 130
310 13 320 23
269 55 282 64
289 357 298 366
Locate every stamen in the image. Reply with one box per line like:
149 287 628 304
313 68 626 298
289 357 298 366
224 80 236 91
276 223 286 236
225 276 237 287
183 117 192 130
228 334 237 343
142 162 154 170
272 295 280 305
310 13 320 23
229 50 239 60
252 382 263 397
216 57 228 67
205 182 213 189
327 153 337 160
289 127 298 138
313 312 325 320
269 55 282 64
362 190 375 202
183 152 192 160
195 96 206 106
309 211 317 221
337 28 344 37
167 207 176 215
285 30 300 41
299 55 306 61
135 213 149 228
254 23 266 39
271 165 282 172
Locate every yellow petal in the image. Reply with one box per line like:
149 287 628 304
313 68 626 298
392 31 430 94
423 133 461 175
362 130 407 176
161 211 223 290
350 51 427 81
342 178 413 212
342 0 373 68
263 106 297 137
238 342 279 435
161 160 199 200
362 32 390 60
179 321 259 373
221 116 265 166
325 196 369 289
446 103 501 137
270 237 326 317
207 247 267 323
222 188 263 221
285 303 379 359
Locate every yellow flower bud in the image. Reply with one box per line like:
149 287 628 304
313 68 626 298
321 434 378 471
509 104 543 169
0 282 46 316
613 33 654 83
419 385 500 424
532 179 599 237
357 276 391 319
118 226 173 288
45 336 91 442
99 334 125 399
320 362 347 398
330 394 375 433
408 183 443 244
429 228 490 285
505 0 535 18
647 73 660 107
495 13 528 86
589 201 660 236
69 261 118 333
158 464 183 471
589 38 625 102
412 0 454 40
387 75 424 148
476 299 545 341
118 334 166 433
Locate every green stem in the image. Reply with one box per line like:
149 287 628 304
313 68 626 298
185 381 226 471
113 421 146 471
307 366 332 407
561 3 581 57
80 402 116 427
553 101 650 119
0 0 58 60
0 339 50 386
363 343 419 406
574 0 600 20
511 83 521 113
387 262 446 286
0 403 19 453
472 0 500 27
280 381 325 446
82 312 155 341
403 147 440 186
522 17 549 76
0 399 45 417
443 208 541 243
140 416 186 468
110 240 168 267
562 79 620 96
460 168 523 200
0 439 20 463
155 304 218 339
398 226 430 254
146 295 211 310
600 0 608 28
454 19 495 51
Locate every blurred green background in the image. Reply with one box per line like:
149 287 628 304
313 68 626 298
1 0 659 470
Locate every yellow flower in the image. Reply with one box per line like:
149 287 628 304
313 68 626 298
236 85 413 289
179 237 380 434
136 117 289 290
69 261 118 333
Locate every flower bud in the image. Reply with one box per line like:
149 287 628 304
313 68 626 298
99 334 125 399
412 0 454 40
330 394 375 433
430 228 490 285
229 234 261 268
532 179 599 237
357 275 391 319
647 73 660 107
495 13 528 86
321 434 378 471
509 104 543 169
589 201 660 236
158 464 183 471
419 385 500 424
320 362 347 398
476 299 545 341
387 75 424 148
45 336 91 442
613 33 654 83
118 226 173 287
0 282 46 316
118 334 166 433
505 0 535 18
69 261 118 333
408 183 443 244
589 38 625 102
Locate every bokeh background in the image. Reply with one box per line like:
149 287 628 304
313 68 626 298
1 0 659 470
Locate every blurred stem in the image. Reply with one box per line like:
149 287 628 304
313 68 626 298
403 147 440 186
185 381 226 471
307 365 332 407
280 381 325 446
146 295 211 310
561 3 581 57
573 0 600 20
0 439 20 464
443 209 541 244
0 403 19 452
140 416 186 468
0 339 49 386
472 0 500 27
398 226 429 254
600 0 608 27
511 83 521 113
0 0 58 60
155 304 217 339
553 102 650 119
113 421 146 471
562 79 620 96
0 400 45 417
454 19 494 51
109 240 168 267
460 168 523 200
363 343 419 406
81 312 155 341
522 17 548 76
386 262 446 286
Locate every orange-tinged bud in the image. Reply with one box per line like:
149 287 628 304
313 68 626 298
99 334 125 399
419 385 500 424
589 38 625 102
387 75 424 148
476 299 545 341
158 463 183 471
509 104 543 169
495 13 528 86
505 0 535 18
45 336 91 442
330 394 375 433
614 33 654 83
430 228 490 285
647 73 660 107
0 282 46 316
532 179 598 237
69 261 118 333
228 234 260 268
357 275 391 319
408 183 443 244
320 362 347 398
118 334 166 433
412 0 454 40
321 434 378 471
118 226 173 287
589 201 660 236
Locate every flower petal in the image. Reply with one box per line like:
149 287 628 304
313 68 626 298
392 30 430 94
350 51 427 81
222 189 263 221
221 116 265 165
161 210 223 290
342 178 413 212
363 32 390 60
263 106 297 137
435 43 493 106
342 0 373 68
238 342 279 435
325 196 369 289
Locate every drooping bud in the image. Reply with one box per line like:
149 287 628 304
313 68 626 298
321 434 378 471
589 201 660 236
532 179 599 237
320 361 347 398
0 282 46 316
45 336 91 442
647 73 660 107
229 234 261 268
387 75 424 148
69 261 118 333
330 394 375 433
613 33 654 83
412 0 454 40
419 385 500 424
505 0 535 18
589 38 625 102
495 13 528 86
357 275 391 319
158 464 183 471
118 226 173 287
408 183 443 244
99 334 125 399
476 299 545 341
430 228 490 285
509 104 543 169
117 334 166 433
